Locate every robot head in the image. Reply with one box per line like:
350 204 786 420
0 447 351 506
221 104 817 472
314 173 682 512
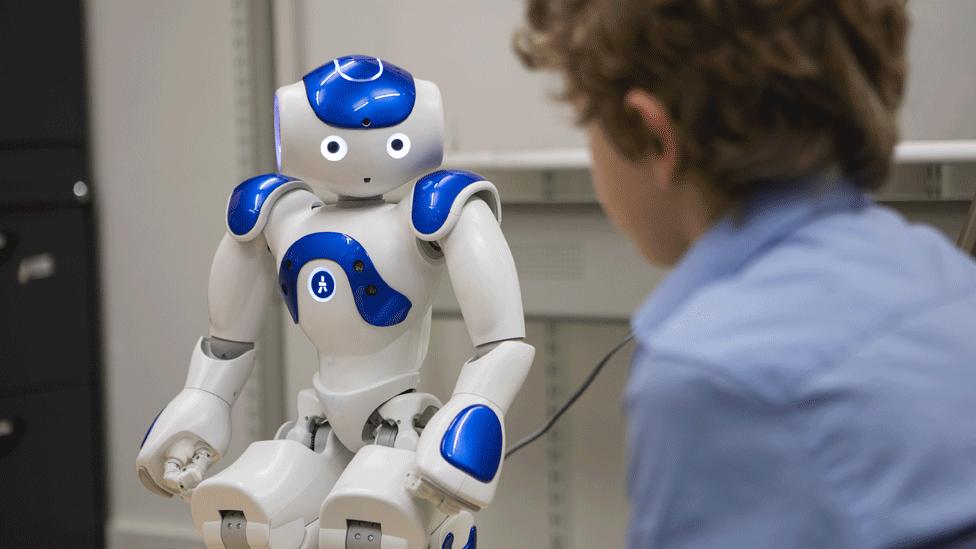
274 55 445 198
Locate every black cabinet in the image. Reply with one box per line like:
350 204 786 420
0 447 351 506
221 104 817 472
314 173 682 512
0 0 86 146
0 207 96 390
0 386 101 547
0 0 103 547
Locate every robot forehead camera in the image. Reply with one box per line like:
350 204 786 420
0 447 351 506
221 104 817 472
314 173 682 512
274 54 445 198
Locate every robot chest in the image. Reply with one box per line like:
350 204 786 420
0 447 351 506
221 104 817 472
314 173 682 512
277 231 414 327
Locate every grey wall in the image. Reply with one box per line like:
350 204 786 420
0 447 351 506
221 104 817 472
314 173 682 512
87 1 277 546
901 0 976 140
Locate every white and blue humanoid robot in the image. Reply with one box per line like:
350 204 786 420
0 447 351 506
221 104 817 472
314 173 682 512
136 55 535 549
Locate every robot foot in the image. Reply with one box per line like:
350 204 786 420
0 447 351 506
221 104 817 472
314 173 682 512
192 429 352 549
319 445 469 549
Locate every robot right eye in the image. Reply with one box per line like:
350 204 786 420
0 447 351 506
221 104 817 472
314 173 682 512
320 135 348 161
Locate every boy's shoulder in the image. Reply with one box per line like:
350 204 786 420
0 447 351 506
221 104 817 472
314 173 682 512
645 205 976 403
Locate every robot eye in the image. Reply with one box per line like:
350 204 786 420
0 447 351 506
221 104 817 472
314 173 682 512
386 133 411 159
320 136 348 161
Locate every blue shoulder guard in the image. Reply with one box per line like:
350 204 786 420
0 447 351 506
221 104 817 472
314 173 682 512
226 173 311 241
410 170 500 241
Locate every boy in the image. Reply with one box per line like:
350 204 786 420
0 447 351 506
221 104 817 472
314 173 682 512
517 1 976 547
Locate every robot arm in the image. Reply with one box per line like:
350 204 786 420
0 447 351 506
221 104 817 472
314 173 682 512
411 187 535 513
136 175 297 499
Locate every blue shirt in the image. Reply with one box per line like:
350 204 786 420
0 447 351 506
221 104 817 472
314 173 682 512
626 178 976 548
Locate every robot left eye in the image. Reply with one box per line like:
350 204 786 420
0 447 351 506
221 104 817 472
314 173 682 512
321 135 348 161
386 133 411 159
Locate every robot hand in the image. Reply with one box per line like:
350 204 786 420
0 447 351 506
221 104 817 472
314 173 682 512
136 388 231 500
411 394 506 515
136 337 254 500
411 340 534 514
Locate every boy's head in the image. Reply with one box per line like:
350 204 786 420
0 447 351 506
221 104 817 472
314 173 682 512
517 0 908 265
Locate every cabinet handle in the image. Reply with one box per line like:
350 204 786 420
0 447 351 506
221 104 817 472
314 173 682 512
0 230 17 268
0 417 25 458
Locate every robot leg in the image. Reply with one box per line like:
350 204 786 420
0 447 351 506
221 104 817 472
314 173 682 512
192 389 354 549
318 392 477 549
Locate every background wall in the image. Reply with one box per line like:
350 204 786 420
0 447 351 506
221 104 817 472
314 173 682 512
87 1 281 546
87 1 976 548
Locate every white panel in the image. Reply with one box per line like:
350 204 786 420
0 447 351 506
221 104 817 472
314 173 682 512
281 1 976 159
901 0 976 140
435 205 668 319
288 0 585 154
555 322 632 549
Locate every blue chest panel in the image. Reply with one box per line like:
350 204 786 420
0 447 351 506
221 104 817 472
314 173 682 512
227 173 296 236
440 404 503 483
411 170 485 236
278 232 412 327
302 55 416 129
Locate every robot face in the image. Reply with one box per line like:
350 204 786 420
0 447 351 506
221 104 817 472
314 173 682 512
275 55 445 198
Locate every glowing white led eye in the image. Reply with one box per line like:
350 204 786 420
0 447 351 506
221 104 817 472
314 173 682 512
320 135 348 161
386 133 411 159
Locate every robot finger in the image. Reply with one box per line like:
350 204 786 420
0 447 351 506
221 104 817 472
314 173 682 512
161 437 198 494
175 446 214 495
162 456 185 493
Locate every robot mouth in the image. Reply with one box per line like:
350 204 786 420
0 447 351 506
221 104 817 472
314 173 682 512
363 177 371 183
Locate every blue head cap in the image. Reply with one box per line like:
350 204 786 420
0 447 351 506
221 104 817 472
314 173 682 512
302 55 416 129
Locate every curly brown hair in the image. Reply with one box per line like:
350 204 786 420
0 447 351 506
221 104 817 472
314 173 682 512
515 0 909 198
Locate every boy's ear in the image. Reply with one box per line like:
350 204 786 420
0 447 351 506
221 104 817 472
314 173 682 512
624 90 679 190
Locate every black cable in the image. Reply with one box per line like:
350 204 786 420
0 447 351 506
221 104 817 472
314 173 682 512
505 333 635 459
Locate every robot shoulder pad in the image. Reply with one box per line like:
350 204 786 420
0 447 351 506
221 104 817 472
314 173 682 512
226 173 311 241
410 169 501 241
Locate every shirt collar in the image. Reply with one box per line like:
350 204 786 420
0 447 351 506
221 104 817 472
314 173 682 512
631 175 870 343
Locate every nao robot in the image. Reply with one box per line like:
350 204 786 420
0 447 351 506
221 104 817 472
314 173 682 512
136 55 535 549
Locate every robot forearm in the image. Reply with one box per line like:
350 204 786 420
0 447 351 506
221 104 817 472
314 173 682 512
185 336 256 406
453 339 534 413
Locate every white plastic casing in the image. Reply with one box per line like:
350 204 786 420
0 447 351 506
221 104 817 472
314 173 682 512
136 339 257 495
208 233 277 343
319 446 435 549
263 189 442 451
441 198 526 346
453 340 535 413
275 79 444 198
413 341 535 511
184 337 256 405
193 435 352 549
136 389 232 497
